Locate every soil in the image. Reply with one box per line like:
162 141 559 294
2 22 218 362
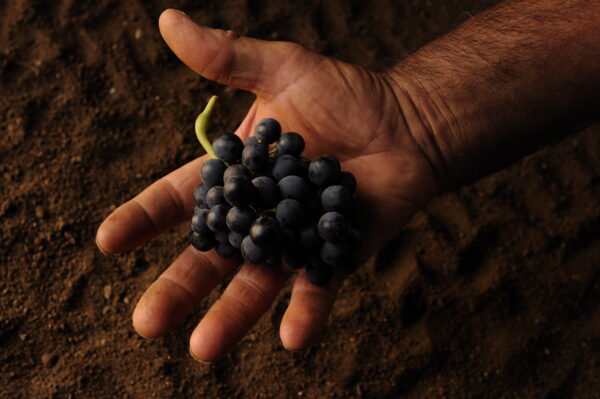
1 0 598 398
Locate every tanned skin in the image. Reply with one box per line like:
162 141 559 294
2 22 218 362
96 1 599 363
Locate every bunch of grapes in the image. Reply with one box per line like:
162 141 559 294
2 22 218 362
190 97 362 286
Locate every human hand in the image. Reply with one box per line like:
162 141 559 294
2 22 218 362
95 9 440 362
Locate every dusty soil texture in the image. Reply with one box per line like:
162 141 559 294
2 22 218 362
1 0 598 398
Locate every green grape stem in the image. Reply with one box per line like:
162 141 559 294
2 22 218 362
195 95 218 159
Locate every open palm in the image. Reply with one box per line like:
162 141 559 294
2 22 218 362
96 9 440 363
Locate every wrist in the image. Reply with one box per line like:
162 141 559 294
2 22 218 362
383 59 466 191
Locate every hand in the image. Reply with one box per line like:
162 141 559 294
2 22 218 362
95 9 440 363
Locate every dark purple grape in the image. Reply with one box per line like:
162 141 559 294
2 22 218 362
338 171 357 194
224 164 251 184
216 240 238 258
281 246 307 270
278 175 311 204
308 155 340 187
275 199 306 229
191 209 211 234
320 240 348 266
298 225 322 252
250 216 281 248
241 235 270 264
320 185 352 213
194 184 209 208
276 132 305 156
242 141 269 172
201 159 227 187
191 231 215 252
206 186 226 208
252 176 280 209
317 212 348 241
206 204 229 232
306 258 333 286
228 231 244 249
224 175 255 207
245 136 260 146
272 154 304 181
213 133 244 163
255 118 281 144
226 207 256 235
298 157 310 177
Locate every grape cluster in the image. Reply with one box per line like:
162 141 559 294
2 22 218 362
191 118 362 286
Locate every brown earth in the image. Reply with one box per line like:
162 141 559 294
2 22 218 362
1 0 598 398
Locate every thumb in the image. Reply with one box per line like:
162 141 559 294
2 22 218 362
158 9 319 97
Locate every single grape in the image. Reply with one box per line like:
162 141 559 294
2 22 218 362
252 176 280 209
241 235 270 264
194 184 209 208
224 175 255 207
281 246 307 270
228 231 244 249
191 208 211 234
320 185 352 213
338 171 357 194
213 133 244 163
275 199 306 229
298 225 323 252
206 204 230 232
276 132 305 156
320 240 348 267
242 141 269 172
245 136 260 146
317 212 348 241
223 164 251 184
278 175 311 204
226 206 256 235
255 118 281 144
298 157 310 177
272 154 304 181
306 258 334 286
308 155 341 187
250 216 281 248
206 186 226 208
216 240 238 258
201 159 227 187
191 231 215 252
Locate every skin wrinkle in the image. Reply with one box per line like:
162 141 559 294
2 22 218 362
158 274 199 306
384 76 447 189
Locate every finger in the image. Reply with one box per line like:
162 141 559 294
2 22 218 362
158 9 320 96
95 156 206 254
189 263 290 362
132 245 241 338
279 272 340 351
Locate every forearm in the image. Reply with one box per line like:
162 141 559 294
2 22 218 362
387 0 600 188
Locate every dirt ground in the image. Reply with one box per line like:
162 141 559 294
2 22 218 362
1 0 598 398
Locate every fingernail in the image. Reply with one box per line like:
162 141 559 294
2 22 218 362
95 233 111 255
282 344 305 353
189 347 213 365
176 9 188 17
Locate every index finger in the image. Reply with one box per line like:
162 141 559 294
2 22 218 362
96 156 205 254
96 103 260 254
